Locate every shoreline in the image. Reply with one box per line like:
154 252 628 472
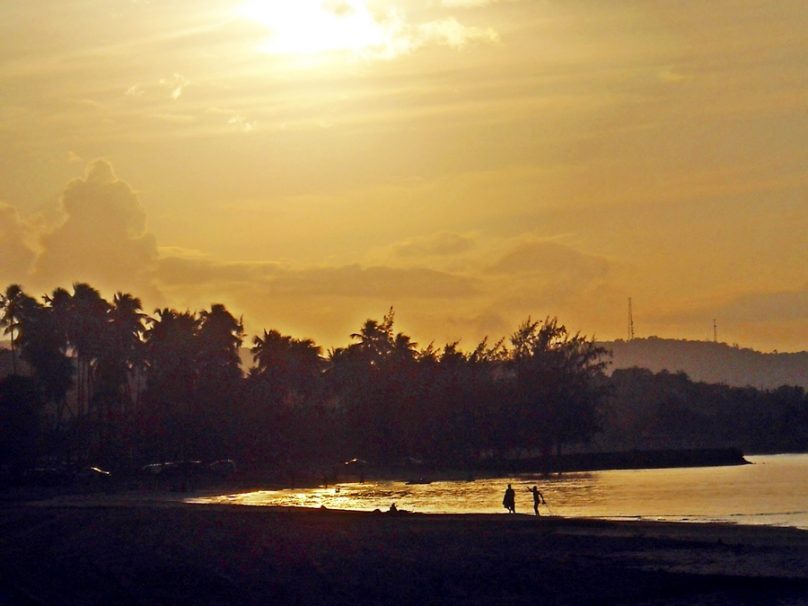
2 499 807 605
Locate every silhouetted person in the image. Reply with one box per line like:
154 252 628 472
527 485 545 516
503 483 516 513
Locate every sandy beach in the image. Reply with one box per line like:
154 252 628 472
1 496 807 605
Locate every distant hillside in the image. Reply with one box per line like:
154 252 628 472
601 337 808 390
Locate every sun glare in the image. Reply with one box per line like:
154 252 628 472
238 0 399 59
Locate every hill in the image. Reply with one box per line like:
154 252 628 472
601 337 808 389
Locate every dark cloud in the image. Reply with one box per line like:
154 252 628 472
32 159 160 299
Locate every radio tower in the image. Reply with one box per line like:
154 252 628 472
713 319 718 343
627 297 635 341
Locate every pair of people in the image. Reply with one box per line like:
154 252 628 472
503 483 546 515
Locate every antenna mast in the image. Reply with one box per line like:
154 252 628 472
713 319 717 343
628 297 635 341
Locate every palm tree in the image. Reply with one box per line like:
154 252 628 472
349 308 396 367
252 329 291 373
251 329 323 394
0 284 25 374
142 308 199 461
391 332 418 363
17 293 74 430
106 292 146 412
91 292 146 459
197 304 244 381
144 307 199 386
64 283 109 419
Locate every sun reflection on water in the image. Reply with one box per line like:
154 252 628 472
188 455 808 528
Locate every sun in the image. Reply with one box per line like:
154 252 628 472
237 0 398 58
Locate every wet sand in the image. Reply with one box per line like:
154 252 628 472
1 498 807 605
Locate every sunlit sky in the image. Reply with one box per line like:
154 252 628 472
1 0 806 352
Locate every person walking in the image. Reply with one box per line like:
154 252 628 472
503 483 516 513
527 485 545 516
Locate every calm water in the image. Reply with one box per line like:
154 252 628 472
188 453 808 529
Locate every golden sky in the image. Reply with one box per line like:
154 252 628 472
1 0 806 351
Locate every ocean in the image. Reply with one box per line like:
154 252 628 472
188 453 808 529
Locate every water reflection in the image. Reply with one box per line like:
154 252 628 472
188 454 808 529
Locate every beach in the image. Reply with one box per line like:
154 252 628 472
1 497 807 605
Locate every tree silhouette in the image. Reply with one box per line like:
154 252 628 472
16 292 74 431
0 284 25 375
0 375 42 472
142 308 199 462
246 329 326 469
509 317 610 457
93 292 145 462
65 283 109 421
194 304 244 459
5 280 804 476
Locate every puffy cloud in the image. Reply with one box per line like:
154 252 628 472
32 160 161 299
0 203 36 284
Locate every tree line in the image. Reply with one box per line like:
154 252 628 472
1 282 806 478
0 282 611 474
601 367 808 454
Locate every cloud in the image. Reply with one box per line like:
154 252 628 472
669 286 808 324
416 18 499 49
486 239 610 282
240 1 500 61
206 108 256 133
0 203 36 284
323 0 354 16
32 159 161 299
441 0 505 6
444 309 510 340
156 255 477 300
156 255 282 286
391 232 477 258
160 73 190 100
269 265 477 298
125 73 191 101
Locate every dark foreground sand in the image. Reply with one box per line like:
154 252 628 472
1 498 807 605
